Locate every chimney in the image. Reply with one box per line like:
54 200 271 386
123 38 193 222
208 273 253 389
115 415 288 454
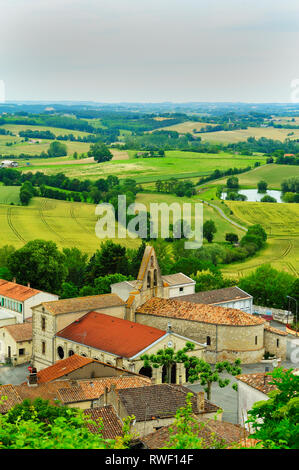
13 277 16 283
27 367 38 387
197 391 205 412
151 377 156 385
27 282 30 288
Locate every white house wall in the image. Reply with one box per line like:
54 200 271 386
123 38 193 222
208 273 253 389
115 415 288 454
237 380 268 429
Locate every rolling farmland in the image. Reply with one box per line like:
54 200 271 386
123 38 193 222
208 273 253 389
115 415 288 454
0 197 139 255
208 164 298 189
222 200 299 277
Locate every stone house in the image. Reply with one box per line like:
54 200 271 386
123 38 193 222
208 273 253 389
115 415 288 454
100 383 222 437
135 297 272 363
0 321 32 365
111 272 195 302
31 294 126 370
174 286 253 314
31 245 286 370
47 311 206 383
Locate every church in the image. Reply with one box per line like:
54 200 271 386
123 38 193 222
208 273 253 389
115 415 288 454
31 246 287 383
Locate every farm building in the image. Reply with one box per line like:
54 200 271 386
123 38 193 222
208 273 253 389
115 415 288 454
0 160 18 168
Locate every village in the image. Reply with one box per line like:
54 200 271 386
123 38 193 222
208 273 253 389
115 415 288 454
0 245 297 448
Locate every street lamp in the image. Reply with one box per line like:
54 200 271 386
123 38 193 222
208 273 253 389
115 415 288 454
286 295 298 334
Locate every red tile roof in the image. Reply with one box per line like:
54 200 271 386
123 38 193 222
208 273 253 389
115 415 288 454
142 420 249 449
36 354 146 384
37 355 97 383
56 311 166 358
0 279 41 302
56 376 152 404
4 322 32 342
83 406 123 439
136 297 265 327
0 384 22 413
265 325 288 336
118 385 221 422
41 294 125 315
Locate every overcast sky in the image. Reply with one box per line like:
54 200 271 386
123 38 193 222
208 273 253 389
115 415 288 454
1 0 299 102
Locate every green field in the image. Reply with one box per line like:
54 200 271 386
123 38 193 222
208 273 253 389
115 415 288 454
136 192 244 243
0 186 20 205
208 164 299 190
0 197 139 255
17 150 267 183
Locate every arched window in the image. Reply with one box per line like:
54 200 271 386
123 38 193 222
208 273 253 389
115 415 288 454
206 336 211 346
57 346 64 359
68 350 74 357
139 366 152 378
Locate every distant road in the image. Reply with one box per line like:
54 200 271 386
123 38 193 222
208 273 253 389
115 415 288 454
198 198 248 232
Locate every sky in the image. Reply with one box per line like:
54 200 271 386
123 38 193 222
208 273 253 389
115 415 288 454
1 0 299 103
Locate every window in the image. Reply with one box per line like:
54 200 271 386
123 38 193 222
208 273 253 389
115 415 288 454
68 350 74 357
57 346 64 359
41 316 46 331
206 336 211 346
19 348 25 356
277 339 279 347
42 341 46 354
255 336 258 345
179 287 184 292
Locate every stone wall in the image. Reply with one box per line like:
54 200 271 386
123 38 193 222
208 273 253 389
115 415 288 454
264 330 287 360
136 313 266 364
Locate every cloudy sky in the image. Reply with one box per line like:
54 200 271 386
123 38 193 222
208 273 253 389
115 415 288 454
1 0 299 102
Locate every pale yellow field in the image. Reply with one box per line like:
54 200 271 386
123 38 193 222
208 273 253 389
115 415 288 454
152 120 218 134
198 126 299 143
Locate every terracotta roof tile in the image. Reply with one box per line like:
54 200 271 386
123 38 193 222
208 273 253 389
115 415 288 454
237 372 278 394
36 354 144 384
36 355 98 383
174 286 251 305
3 322 32 342
0 384 22 413
0 279 41 302
142 420 249 449
83 405 123 439
265 325 288 336
56 312 166 358
162 273 195 286
118 385 221 422
56 376 152 404
15 380 72 405
136 297 265 327
41 294 125 315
